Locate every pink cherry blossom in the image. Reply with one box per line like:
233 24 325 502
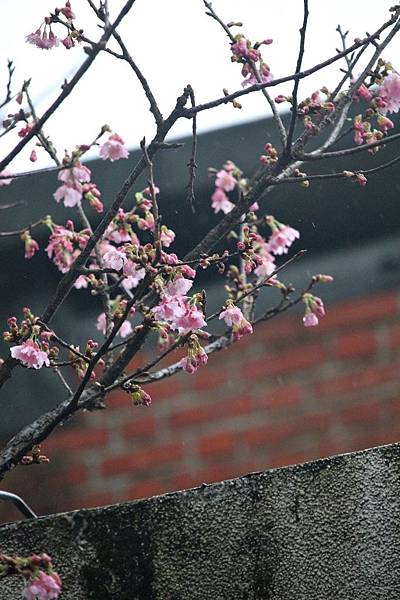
219 304 253 340
378 72 400 115
119 320 133 338
266 218 300 255
160 226 176 247
0 170 13 186
53 184 82 208
26 29 59 50
215 169 237 192
102 246 126 271
10 340 50 369
152 295 186 322
211 188 235 214
179 348 208 374
99 134 129 162
166 277 193 296
303 312 319 327
23 571 61 599
121 264 146 291
46 223 90 273
219 304 244 327
74 275 88 289
377 114 394 134
181 265 196 279
174 304 207 334
58 163 91 187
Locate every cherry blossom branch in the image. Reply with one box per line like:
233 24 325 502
203 1 286 146
284 0 309 156
0 0 138 173
299 14 400 156
271 153 400 185
183 13 398 119
297 130 400 161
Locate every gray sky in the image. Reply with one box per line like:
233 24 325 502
0 1 398 172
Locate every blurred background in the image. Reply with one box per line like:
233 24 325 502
1 0 400 521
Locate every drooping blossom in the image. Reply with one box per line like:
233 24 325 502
160 226 175 247
53 184 82 208
0 170 13 186
23 570 62 599
10 340 50 369
179 336 208 374
266 216 300 255
378 72 400 115
21 232 39 259
129 385 152 406
303 312 319 327
219 303 253 340
377 114 394 134
53 162 91 208
99 134 129 162
302 293 326 327
211 187 235 214
26 28 60 50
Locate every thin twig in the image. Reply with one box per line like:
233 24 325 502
185 85 197 212
284 0 309 157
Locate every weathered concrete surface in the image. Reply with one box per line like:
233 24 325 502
1 443 400 599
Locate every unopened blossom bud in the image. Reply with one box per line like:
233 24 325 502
29 149 37 162
314 274 334 284
275 95 287 104
355 173 367 186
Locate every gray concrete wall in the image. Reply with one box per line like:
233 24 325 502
1 443 400 599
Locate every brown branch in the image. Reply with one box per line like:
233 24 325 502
284 0 309 156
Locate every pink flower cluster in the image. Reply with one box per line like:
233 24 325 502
179 335 208 374
26 3 76 50
302 293 326 327
46 220 90 273
10 340 50 369
152 276 206 335
378 72 400 115
23 570 62 599
99 134 129 162
230 34 273 87
219 303 253 340
54 162 91 208
26 28 59 50
266 216 300 256
211 161 238 214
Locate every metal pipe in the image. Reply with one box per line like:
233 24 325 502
0 491 37 519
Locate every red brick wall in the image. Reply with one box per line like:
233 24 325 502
1 288 400 522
